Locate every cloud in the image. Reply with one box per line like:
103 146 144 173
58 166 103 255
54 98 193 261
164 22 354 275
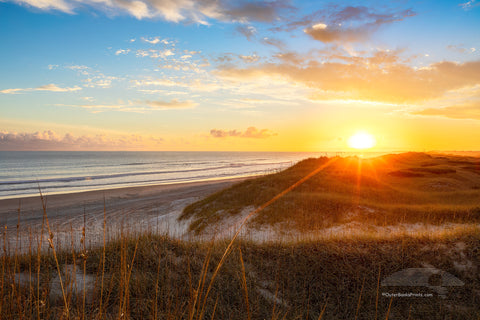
460 0 480 10
235 25 285 49
116 0 152 19
133 77 220 92
61 64 119 88
273 5 415 44
215 57 480 104
141 37 162 44
447 44 476 54
236 25 257 40
7 0 293 23
260 37 286 49
36 84 80 92
133 78 179 86
136 49 174 58
0 130 164 151
273 51 309 65
145 99 197 109
210 126 276 139
223 0 290 23
115 49 131 55
83 75 118 88
13 0 74 13
0 83 82 94
65 65 89 71
413 102 480 120
62 104 127 112
60 99 196 112
239 54 259 63
304 23 371 44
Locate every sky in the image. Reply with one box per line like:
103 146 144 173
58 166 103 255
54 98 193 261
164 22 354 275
1 0 480 152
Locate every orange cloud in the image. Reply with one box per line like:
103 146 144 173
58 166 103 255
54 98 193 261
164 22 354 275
0 83 82 94
413 102 480 120
145 99 197 109
304 23 372 44
215 57 480 104
275 5 415 44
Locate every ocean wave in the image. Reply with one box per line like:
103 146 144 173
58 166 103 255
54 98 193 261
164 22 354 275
0 168 270 198
0 161 292 186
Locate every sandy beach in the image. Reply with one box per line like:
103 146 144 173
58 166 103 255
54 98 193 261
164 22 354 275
0 177 246 252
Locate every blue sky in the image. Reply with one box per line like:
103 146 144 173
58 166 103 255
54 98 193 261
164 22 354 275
1 0 480 151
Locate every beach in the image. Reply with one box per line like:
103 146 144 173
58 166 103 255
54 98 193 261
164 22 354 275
0 177 246 252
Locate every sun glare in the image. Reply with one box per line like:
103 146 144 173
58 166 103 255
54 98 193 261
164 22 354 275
348 131 376 149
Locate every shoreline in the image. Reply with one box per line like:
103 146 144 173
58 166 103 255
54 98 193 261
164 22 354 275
0 176 249 213
0 176 249 252
0 174 261 202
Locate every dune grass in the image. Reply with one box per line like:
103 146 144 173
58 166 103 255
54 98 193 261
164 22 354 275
2 227 479 319
180 153 480 234
1 152 480 319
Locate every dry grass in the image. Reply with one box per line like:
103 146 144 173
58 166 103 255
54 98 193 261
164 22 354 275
1 152 480 319
1 228 479 319
181 152 480 234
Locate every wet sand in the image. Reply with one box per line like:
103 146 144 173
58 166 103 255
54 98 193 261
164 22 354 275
0 178 247 252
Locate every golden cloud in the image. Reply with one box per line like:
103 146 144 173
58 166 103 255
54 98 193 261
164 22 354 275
210 127 276 139
0 83 82 94
145 99 197 109
215 58 480 104
413 102 480 120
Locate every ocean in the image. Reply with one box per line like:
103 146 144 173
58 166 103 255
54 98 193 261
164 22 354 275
0 151 332 200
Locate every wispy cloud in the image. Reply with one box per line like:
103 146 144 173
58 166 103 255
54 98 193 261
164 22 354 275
223 0 292 23
7 0 294 23
0 83 82 94
145 99 197 109
215 55 480 104
13 0 74 13
132 77 221 92
267 5 415 45
57 64 121 88
116 0 151 19
132 78 179 87
446 44 476 54
135 49 175 58
83 76 118 88
236 25 257 40
141 36 169 44
260 37 286 49
65 65 89 71
239 54 259 63
302 6 416 44
0 130 164 151
210 126 276 139
115 49 131 55
59 99 196 113
460 0 480 10
61 104 128 112
413 102 480 120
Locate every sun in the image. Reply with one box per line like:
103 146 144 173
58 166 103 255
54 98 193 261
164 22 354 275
348 131 376 149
